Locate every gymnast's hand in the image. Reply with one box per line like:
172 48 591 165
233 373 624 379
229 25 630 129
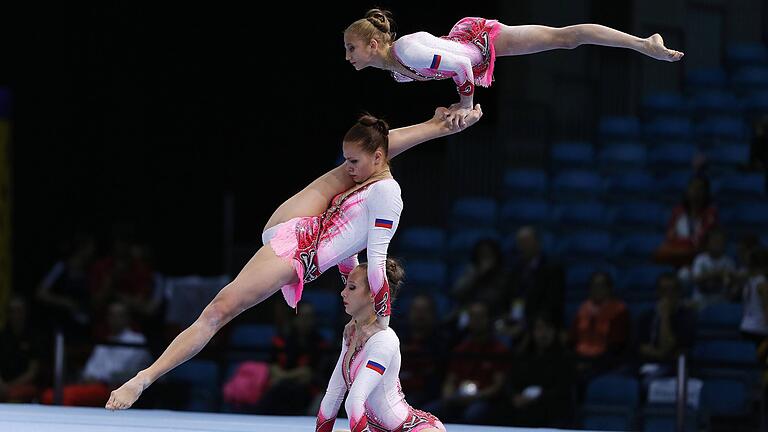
435 104 483 132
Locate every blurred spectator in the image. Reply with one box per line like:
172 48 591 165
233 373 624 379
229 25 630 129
42 302 151 406
36 233 95 337
398 294 448 407
636 273 696 363
655 176 718 267
685 228 735 308
739 249 768 345
426 302 508 425
452 239 511 318
569 272 629 369
495 313 575 427
498 226 565 342
256 303 331 415
90 233 158 339
0 296 41 403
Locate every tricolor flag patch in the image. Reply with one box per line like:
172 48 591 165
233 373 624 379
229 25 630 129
374 219 393 229
430 54 442 69
366 360 386 375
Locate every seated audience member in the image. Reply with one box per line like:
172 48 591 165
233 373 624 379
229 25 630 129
636 273 696 363
655 176 718 267
452 239 511 319
42 302 151 406
398 294 449 407
255 303 331 415
570 272 630 371
496 313 575 427
426 302 508 425
498 226 565 341
686 228 735 308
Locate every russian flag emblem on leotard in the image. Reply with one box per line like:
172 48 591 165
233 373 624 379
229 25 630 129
374 219 393 229
430 54 442 69
366 360 386 375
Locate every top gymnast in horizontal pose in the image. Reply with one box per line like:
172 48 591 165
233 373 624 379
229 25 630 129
104 104 483 410
344 9 683 127
316 259 445 432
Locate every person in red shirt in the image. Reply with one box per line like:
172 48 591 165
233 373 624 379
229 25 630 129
570 272 629 371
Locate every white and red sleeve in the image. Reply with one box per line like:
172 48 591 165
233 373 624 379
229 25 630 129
337 253 360 285
365 181 403 317
345 332 397 432
315 339 349 432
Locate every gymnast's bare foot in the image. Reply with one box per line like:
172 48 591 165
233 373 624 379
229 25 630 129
645 33 684 61
105 374 149 410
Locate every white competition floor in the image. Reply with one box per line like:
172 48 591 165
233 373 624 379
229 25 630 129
0 404 595 432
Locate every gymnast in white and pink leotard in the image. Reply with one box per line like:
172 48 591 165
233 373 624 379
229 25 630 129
316 260 445 432
262 116 403 319
344 9 683 128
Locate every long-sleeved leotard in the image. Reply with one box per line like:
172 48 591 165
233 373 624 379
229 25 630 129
316 328 445 432
263 179 402 317
390 17 501 96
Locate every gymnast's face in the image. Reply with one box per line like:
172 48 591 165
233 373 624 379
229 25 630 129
343 141 383 183
344 33 377 70
341 266 373 317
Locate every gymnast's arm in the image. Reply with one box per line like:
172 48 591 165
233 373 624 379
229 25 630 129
315 339 349 432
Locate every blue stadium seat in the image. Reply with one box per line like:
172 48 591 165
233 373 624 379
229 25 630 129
499 198 552 228
552 170 605 198
707 144 750 168
557 231 612 258
695 117 748 140
693 340 758 366
654 171 694 197
451 196 498 228
744 91 768 115
686 68 728 90
598 143 647 170
721 202 768 229
700 378 750 417
550 141 595 168
726 42 768 67
229 324 275 350
647 143 697 170
691 90 743 116
613 233 665 260
586 374 640 407
644 118 693 140
599 116 641 140
300 291 341 326
732 66 768 92
606 171 655 198
404 259 447 289
397 226 446 258
642 92 691 118
166 359 220 411
714 173 765 198
503 169 548 197
448 228 501 257
619 265 673 299
698 303 742 332
611 202 667 230
555 201 609 228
